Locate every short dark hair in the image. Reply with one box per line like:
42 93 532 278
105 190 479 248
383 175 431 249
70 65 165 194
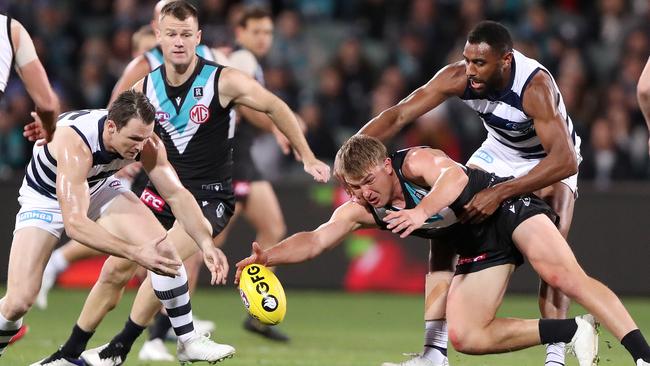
160 0 198 22
467 20 513 55
108 90 156 130
238 6 271 28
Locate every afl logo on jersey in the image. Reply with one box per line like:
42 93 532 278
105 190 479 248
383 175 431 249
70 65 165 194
190 104 210 124
156 111 170 123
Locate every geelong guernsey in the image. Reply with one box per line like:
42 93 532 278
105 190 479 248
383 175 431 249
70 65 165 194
25 109 137 200
460 49 580 159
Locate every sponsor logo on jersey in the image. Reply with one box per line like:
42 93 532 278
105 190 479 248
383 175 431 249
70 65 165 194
140 188 165 212
457 253 487 265
19 210 54 223
474 149 494 164
155 111 170 123
190 104 210 124
216 202 225 218
193 86 203 99
201 182 223 191
522 196 531 206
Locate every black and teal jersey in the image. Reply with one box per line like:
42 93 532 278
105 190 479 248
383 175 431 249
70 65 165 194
143 44 215 71
369 148 513 239
142 56 235 197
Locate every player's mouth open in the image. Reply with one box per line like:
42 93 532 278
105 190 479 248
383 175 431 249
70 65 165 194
470 79 484 89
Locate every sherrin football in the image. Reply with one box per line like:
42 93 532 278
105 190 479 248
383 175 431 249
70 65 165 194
238 264 286 325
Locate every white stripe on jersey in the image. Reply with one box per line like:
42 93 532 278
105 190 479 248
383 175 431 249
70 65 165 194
0 14 13 93
25 109 137 199
460 49 580 158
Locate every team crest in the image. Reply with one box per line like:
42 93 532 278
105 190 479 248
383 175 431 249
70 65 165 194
190 104 210 124
193 86 204 99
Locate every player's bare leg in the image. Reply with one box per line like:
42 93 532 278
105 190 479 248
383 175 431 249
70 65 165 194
0 227 58 354
37 238 106 310
239 181 289 342
382 240 455 366
537 181 574 365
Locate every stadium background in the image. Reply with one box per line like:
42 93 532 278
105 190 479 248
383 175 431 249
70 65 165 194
0 0 648 365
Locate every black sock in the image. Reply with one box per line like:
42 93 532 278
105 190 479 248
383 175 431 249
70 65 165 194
105 317 145 355
60 324 94 358
148 312 172 341
621 329 650 363
539 319 578 344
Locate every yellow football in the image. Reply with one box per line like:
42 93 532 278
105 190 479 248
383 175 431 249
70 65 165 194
238 264 287 325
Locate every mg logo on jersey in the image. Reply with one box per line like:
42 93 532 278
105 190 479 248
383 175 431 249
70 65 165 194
156 111 170 123
190 104 210 124
140 188 165 212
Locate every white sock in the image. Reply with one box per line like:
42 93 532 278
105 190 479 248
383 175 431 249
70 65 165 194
48 248 69 275
545 342 566 365
150 265 196 343
0 309 22 354
423 320 448 364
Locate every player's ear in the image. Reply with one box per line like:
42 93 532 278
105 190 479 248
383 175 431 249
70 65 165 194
196 29 202 44
502 51 513 68
106 120 117 134
384 158 392 173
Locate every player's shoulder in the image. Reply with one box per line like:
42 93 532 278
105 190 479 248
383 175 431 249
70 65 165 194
432 61 467 96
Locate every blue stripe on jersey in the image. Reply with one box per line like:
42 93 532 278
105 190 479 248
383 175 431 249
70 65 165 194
497 140 544 153
403 182 443 222
151 47 164 65
70 126 91 149
26 173 55 199
478 112 533 132
43 145 56 166
196 45 209 59
92 150 120 166
152 64 217 134
488 124 537 143
36 154 57 182
29 160 56 195
522 152 547 159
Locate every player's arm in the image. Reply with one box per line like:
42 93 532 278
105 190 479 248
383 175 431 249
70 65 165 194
219 67 330 182
55 129 179 276
383 148 468 238
235 201 375 282
497 71 577 197
460 72 578 223
141 135 213 252
109 56 150 104
141 134 229 284
357 62 467 141
637 57 650 155
11 19 59 142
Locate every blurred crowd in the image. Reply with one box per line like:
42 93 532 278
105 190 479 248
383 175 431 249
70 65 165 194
0 0 649 189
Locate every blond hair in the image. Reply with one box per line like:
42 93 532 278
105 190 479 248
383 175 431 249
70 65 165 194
334 135 387 181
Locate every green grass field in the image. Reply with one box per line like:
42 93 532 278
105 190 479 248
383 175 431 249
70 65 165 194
4 288 649 365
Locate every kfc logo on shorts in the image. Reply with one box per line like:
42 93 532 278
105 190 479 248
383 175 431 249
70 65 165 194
190 104 210 124
156 111 170 123
140 188 166 212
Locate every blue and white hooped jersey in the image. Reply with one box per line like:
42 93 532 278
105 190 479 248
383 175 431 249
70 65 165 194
143 44 215 71
143 56 235 188
460 49 580 159
24 109 137 200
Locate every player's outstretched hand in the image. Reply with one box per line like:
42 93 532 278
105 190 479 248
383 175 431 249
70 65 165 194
235 242 268 284
202 246 229 285
133 236 182 277
24 111 55 146
303 157 331 183
384 208 428 238
460 186 503 224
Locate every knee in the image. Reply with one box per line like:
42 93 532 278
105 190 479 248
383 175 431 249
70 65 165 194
2 294 34 320
98 260 136 287
448 324 488 355
540 268 583 299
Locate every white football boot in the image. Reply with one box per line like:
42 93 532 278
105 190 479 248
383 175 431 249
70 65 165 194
138 338 174 361
381 353 449 366
637 360 650 366
176 333 235 365
29 350 85 366
567 314 599 366
80 344 124 366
